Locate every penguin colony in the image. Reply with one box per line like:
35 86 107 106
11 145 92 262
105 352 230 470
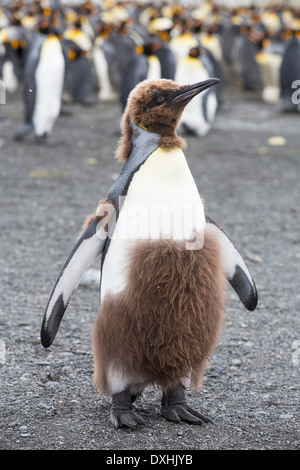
1 0 300 143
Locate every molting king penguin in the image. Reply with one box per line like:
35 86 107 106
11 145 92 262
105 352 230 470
41 78 258 429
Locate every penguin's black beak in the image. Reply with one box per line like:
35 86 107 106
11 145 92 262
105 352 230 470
171 78 221 105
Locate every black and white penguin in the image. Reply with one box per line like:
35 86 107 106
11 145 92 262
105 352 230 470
41 78 258 429
0 27 19 94
136 40 176 82
150 41 176 80
255 37 285 104
92 26 119 103
145 17 176 81
0 21 30 93
62 17 96 106
231 25 262 91
175 46 221 137
101 28 148 111
15 25 65 141
169 30 199 64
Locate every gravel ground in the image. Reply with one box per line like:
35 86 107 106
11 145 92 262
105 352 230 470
0 78 299 451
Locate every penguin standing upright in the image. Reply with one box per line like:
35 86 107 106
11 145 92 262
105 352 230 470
0 28 19 94
0 22 29 93
92 28 119 103
255 38 284 104
231 25 262 91
15 22 65 141
101 27 148 110
135 38 176 82
41 78 258 429
175 47 220 137
63 16 96 106
31 34 65 139
135 42 162 81
146 16 176 80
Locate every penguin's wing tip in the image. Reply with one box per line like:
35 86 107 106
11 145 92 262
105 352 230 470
205 213 258 312
41 330 54 349
229 264 258 311
40 294 67 348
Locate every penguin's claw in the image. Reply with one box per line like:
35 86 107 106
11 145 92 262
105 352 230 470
161 406 181 423
161 404 212 425
161 386 212 426
110 388 145 429
110 410 145 430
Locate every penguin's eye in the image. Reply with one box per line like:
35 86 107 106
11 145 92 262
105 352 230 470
156 95 166 103
146 93 167 109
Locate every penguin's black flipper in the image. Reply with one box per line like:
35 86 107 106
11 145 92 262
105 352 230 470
41 211 111 348
205 214 258 311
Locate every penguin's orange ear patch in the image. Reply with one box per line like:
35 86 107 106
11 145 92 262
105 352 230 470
68 49 77 61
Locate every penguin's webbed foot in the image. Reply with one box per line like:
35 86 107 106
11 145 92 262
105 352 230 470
161 403 211 425
161 386 212 426
14 122 33 141
110 389 145 430
35 133 48 144
110 409 145 430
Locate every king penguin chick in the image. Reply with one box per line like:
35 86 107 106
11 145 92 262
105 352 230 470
41 78 258 430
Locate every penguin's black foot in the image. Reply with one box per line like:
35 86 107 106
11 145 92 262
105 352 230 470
14 123 33 141
161 386 212 426
110 389 145 430
35 133 48 144
110 409 145 430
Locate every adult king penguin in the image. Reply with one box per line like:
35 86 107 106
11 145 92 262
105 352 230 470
41 78 258 429
15 23 65 142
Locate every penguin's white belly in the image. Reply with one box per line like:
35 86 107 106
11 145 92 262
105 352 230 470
147 55 161 80
93 46 118 102
32 37 65 136
2 60 18 93
100 147 205 300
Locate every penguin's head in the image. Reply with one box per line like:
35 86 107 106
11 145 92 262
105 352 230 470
126 78 220 135
116 78 220 162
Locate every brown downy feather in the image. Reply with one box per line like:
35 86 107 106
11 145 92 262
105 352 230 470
92 228 226 396
115 108 133 163
80 199 116 235
115 79 188 163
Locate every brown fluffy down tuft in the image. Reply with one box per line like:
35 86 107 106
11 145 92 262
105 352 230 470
115 79 188 163
115 108 134 163
80 199 116 235
92 229 226 395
